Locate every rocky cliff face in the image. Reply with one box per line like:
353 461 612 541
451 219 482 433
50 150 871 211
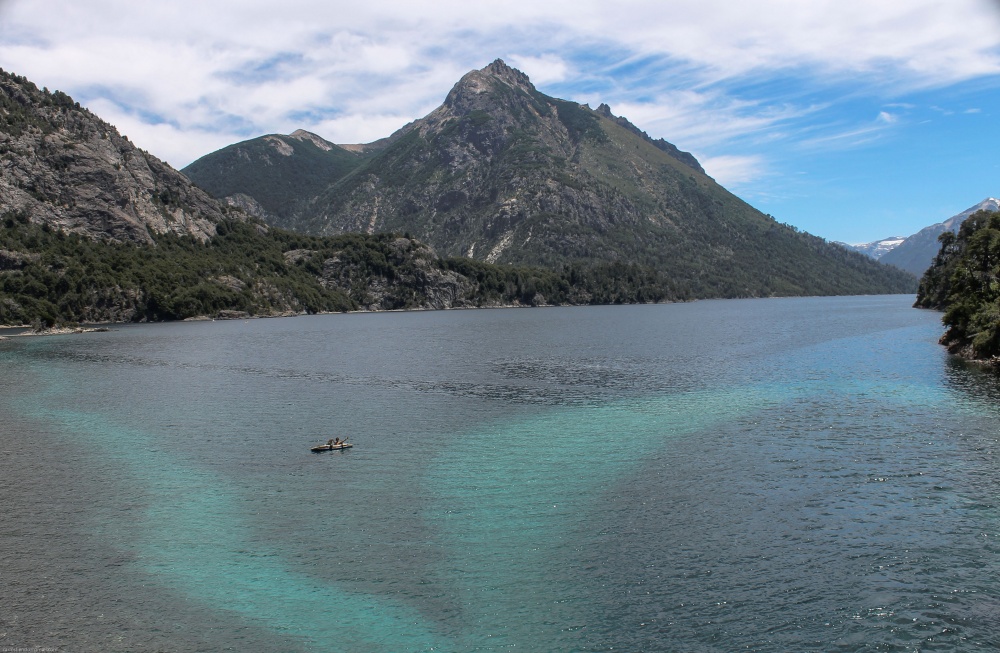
0 69 230 244
314 236 481 310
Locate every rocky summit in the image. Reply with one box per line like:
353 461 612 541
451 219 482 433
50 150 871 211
0 69 230 244
305 58 719 266
185 59 916 298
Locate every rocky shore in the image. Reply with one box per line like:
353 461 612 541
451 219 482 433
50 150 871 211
3 325 111 338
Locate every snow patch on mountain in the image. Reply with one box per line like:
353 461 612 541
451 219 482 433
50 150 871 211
839 236 906 260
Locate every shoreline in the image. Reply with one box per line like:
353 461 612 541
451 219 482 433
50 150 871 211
0 293 920 339
0 301 661 338
0 325 111 339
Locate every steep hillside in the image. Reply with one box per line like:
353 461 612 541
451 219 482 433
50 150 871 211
190 60 915 298
0 69 228 244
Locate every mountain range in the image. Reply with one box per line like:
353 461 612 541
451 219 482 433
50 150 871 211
0 62 915 327
184 59 915 298
3 67 680 325
842 198 1000 276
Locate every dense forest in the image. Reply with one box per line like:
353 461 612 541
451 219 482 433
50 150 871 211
0 211 717 328
915 209 1000 362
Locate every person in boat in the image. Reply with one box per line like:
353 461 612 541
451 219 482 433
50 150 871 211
332 437 342 447
327 438 334 447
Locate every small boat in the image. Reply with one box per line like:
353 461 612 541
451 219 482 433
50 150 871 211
311 441 353 453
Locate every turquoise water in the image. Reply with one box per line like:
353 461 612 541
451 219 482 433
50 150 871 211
2 296 999 651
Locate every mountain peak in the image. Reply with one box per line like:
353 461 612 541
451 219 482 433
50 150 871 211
438 59 537 120
481 59 533 90
973 197 1000 211
877 196 1000 276
289 129 335 151
941 197 1000 231
448 59 535 101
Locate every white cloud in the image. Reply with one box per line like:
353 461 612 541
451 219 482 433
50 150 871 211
594 0 1000 85
507 54 571 86
796 124 889 150
618 95 783 144
699 154 770 188
1 0 999 170
81 98 241 165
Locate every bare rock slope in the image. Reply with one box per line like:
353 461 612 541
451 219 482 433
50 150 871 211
0 69 230 243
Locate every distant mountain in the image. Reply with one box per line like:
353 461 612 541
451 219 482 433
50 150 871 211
880 198 1000 276
839 236 907 260
182 130 369 223
186 59 916 298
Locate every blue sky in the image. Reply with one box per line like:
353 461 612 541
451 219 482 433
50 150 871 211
1 0 999 244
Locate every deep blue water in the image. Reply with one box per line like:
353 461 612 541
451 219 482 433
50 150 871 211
2 296 999 651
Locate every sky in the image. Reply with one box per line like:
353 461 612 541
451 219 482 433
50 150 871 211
1 1 999 244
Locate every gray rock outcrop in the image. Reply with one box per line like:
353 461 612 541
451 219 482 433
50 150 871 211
0 70 234 244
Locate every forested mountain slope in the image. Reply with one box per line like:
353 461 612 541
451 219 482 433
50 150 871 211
182 130 369 224
3 214 689 326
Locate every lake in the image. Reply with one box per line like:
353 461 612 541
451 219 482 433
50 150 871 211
1 295 999 651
